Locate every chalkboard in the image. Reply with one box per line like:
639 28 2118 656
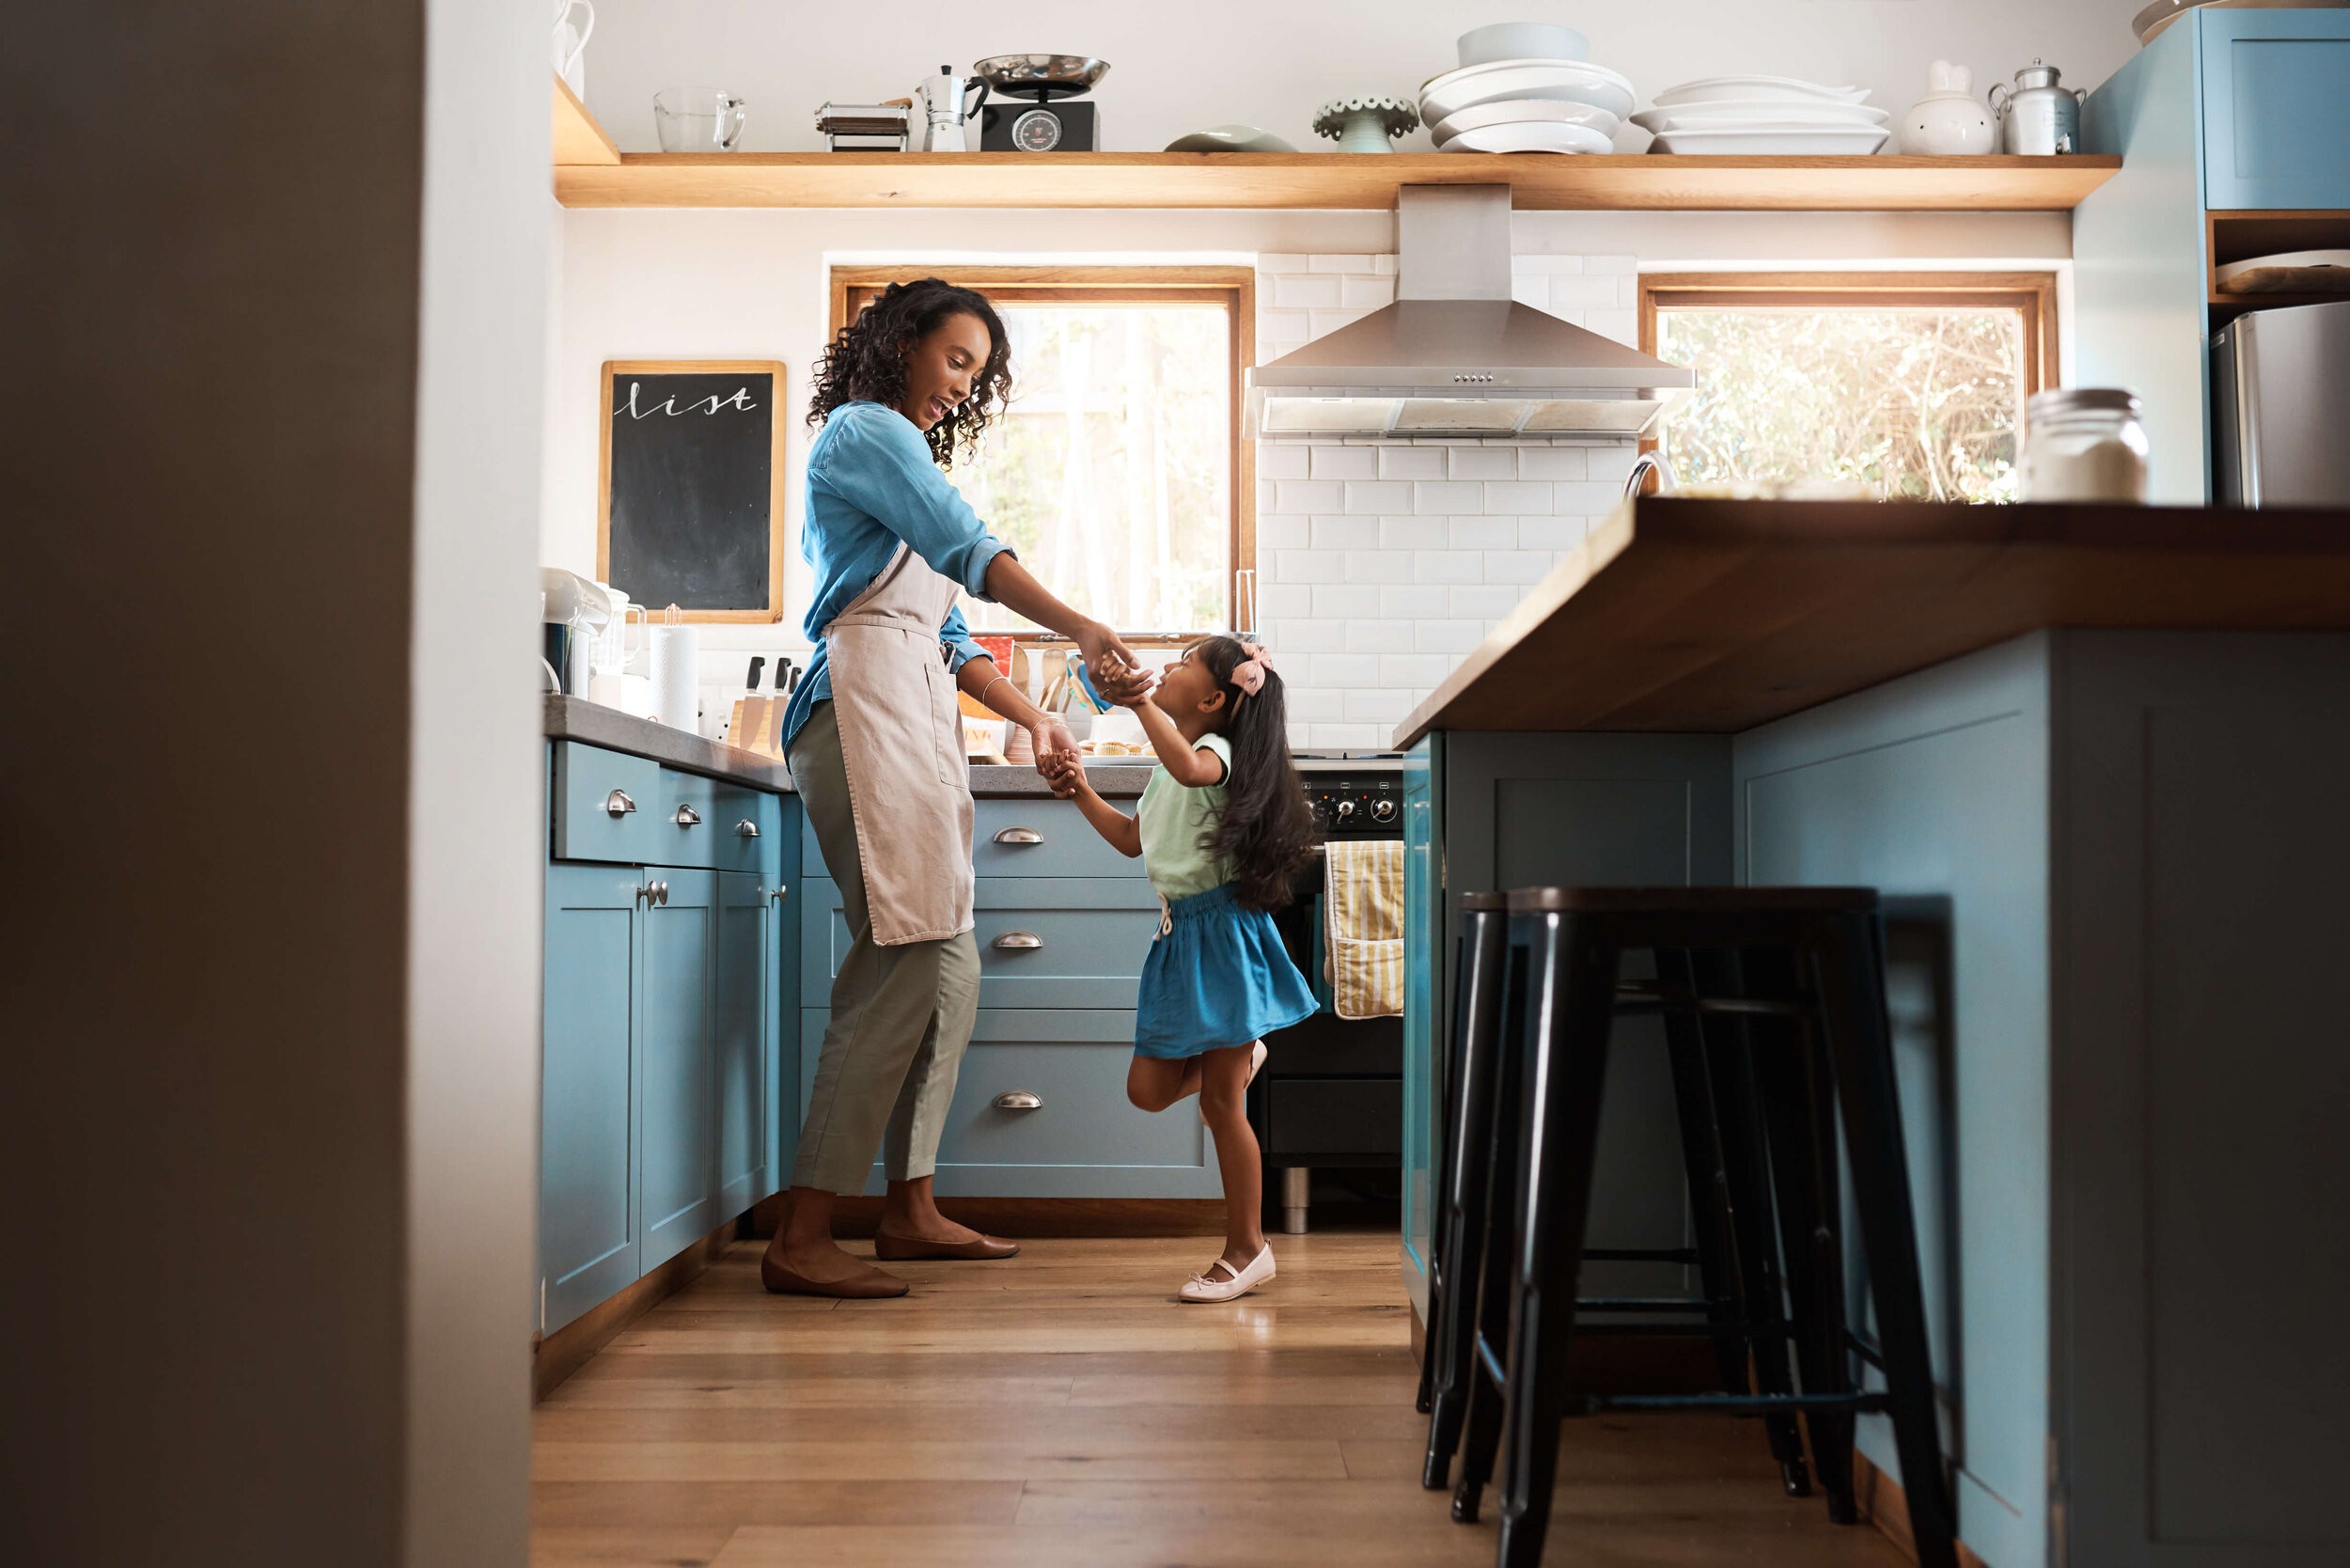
597 360 787 622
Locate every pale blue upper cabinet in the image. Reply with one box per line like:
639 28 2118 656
2200 9 2350 210
541 863 642 1331
637 867 719 1270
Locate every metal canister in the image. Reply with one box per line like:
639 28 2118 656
1989 60 2086 154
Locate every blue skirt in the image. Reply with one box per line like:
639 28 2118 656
1134 883 1318 1059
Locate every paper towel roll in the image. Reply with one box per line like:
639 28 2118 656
649 625 700 731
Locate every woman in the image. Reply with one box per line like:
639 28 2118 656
763 277 1138 1299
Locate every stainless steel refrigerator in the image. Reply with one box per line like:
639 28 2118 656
2212 299 2350 507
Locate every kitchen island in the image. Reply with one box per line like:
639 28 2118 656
1392 497 2350 1568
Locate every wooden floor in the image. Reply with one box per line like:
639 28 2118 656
532 1231 1905 1568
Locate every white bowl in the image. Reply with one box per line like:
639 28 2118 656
1653 75 1871 107
1457 22 1589 68
1430 98 1622 143
1630 100 1889 132
1648 125 1891 155
1438 120 1615 154
1420 58 1637 125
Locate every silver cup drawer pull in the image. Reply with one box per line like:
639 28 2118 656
674 805 701 827
992 930 1044 950
993 826 1044 845
604 789 637 817
993 1090 1043 1111
735 819 760 838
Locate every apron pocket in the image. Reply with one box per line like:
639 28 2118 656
923 656 965 787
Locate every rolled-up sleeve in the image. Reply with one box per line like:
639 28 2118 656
938 604 988 675
826 405 1015 600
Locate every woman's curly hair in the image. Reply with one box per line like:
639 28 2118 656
807 277 1012 468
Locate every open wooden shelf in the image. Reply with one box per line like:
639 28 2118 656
550 79 2115 212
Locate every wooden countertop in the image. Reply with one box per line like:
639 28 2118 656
1392 497 2350 742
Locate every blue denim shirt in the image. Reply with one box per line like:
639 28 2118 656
776 401 1013 753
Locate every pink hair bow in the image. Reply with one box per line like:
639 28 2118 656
1231 643 1274 699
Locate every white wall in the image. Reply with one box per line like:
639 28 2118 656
575 0 2147 155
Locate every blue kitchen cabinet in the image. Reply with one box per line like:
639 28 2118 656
637 868 718 1270
714 870 792 1218
2199 8 2350 211
540 862 643 1331
1399 737 1440 1315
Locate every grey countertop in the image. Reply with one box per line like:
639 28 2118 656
546 696 1156 799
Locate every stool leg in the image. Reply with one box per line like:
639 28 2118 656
1425 909 1510 1486
1690 949 1811 1497
1453 936 1531 1526
1496 919 1620 1568
1751 961 1858 1525
1814 915 1958 1568
1653 949 1752 1405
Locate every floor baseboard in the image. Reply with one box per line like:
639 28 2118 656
1854 1450 1994 1568
744 1194 1230 1238
531 1224 731 1403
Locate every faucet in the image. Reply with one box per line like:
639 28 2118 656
1622 450 1676 502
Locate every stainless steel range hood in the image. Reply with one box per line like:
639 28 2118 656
1246 185 1692 440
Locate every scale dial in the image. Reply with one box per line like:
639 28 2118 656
1011 107 1063 151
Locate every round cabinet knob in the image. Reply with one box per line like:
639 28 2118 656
769 884 787 903
992 1090 1043 1111
992 826 1044 845
992 930 1044 950
674 805 701 827
1371 798 1398 824
604 789 637 817
735 819 760 838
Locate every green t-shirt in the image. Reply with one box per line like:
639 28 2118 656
1136 732 1234 900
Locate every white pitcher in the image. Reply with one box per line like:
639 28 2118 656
551 0 593 98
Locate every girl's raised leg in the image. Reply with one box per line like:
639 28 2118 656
1126 1053 1205 1112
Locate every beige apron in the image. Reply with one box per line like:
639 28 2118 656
822 542 975 945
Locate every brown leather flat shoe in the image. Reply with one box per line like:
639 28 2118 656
871 1230 1021 1262
760 1245 911 1298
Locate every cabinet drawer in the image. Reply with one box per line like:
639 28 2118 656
2201 10 2350 209
644 775 775 872
798 794 1151 881
552 742 661 865
797 1008 1216 1197
798 876 1160 1009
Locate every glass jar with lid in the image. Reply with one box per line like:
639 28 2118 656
2021 388 2149 502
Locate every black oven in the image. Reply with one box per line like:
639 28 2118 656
1253 771 1405 1233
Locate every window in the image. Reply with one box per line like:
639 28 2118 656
1637 274 2057 503
831 267 1252 635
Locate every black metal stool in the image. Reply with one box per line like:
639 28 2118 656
1451 886 1957 1568
1420 895 1810 1500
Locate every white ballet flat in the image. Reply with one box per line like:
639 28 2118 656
1201 1040 1269 1125
1178 1245 1276 1304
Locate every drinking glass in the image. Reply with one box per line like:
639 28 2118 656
653 86 747 151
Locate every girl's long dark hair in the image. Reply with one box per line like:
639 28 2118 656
807 277 1012 468
1193 635 1319 911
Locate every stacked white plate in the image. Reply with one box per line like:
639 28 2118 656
1420 57 1636 154
1633 75 1890 155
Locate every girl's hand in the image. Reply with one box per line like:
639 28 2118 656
1041 752 1088 799
1073 619 1142 691
1092 658 1157 710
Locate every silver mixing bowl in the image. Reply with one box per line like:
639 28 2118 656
973 55 1111 101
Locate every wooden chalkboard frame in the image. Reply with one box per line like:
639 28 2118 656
596 359 788 624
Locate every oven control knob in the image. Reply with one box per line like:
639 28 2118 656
1370 798 1398 824
1334 799 1355 823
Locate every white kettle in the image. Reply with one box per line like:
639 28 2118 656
914 66 989 152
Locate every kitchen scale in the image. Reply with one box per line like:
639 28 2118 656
975 54 1107 151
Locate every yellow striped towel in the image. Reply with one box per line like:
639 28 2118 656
1324 839 1404 1020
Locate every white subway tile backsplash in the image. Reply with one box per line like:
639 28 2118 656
1308 307 1371 338
1483 550 1556 585
1258 514 1308 550
1449 584 1523 619
1586 307 1637 346
1258 444 1309 480
1344 549 1417 584
1378 516 1449 551
1376 447 1447 480
1286 687 1345 721
1259 308 1310 342
1482 481 1556 513
1345 687 1414 723
1274 274 1342 308
1445 447 1516 479
1414 480 1483 513
1517 516 1586 550
1553 479 1629 515
1287 720 1311 749
1448 515 1517 549
1312 585 1379 619
1309 254 1371 273
1547 274 1626 310
1309 513 1380 550
1344 480 1414 514
1257 584 1312 620
1587 255 1637 274
1585 444 1640 483
1272 549 1344 585
1340 274 1397 309
1518 254 1585 274
1415 620 1486 653
1274 479 1344 513
1413 551 1487 585
1372 254 1398 275
1344 619 1395 652
1309 652 1381 688
1511 275 1546 309
1308 723 1381 749
1515 447 1588 479
1380 585 1449 619
1379 652 1452 688
1265 617 1345 652
1309 445 1377 480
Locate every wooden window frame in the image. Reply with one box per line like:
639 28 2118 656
827 265 1254 643
1637 271 2059 462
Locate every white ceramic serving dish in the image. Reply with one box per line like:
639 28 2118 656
1648 125 1891 155
1437 119 1615 154
1430 98 1622 144
1457 22 1589 67
1420 58 1637 124
1164 123 1298 152
1653 75 1870 107
1630 100 1888 132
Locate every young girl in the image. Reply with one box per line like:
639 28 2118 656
1046 636 1319 1302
